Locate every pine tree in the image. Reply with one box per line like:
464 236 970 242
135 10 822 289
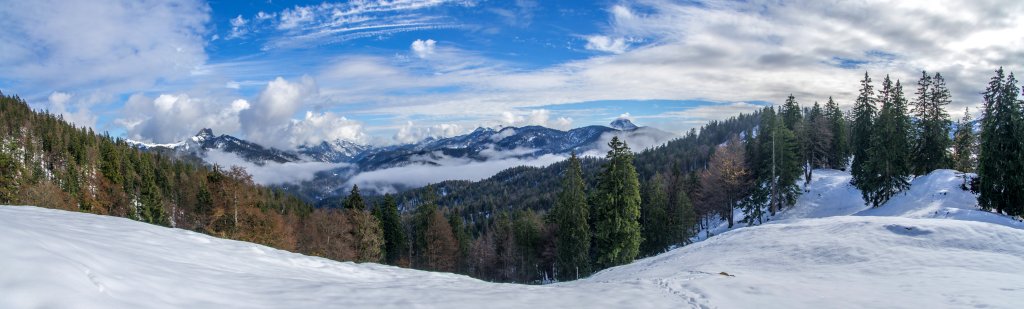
862 76 913 207
951 107 976 173
551 153 590 280
977 68 1024 216
343 184 365 211
824 97 850 169
373 194 407 265
911 71 952 175
851 72 877 188
591 136 642 269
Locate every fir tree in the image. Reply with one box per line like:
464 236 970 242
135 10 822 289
951 107 976 173
343 184 365 211
551 153 591 280
851 72 877 188
977 68 1024 216
862 76 913 207
824 97 850 170
911 71 952 175
591 136 642 269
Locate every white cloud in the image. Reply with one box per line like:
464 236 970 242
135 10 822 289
118 93 247 143
298 0 1024 136
204 149 348 185
256 1 469 50
46 92 97 128
347 153 566 194
393 121 464 144
584 35 628 54
0 0 209 95
411 39 437 59
285 111 368 147
228 15 248 38
238 76 318 147
499 109 573 129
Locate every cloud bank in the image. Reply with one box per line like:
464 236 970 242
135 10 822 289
204 149 348 186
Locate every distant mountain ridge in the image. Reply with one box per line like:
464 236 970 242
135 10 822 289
129 118 676 199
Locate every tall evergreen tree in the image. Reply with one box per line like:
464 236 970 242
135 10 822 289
591 136 642 269
911 71 952 175
551 153 591 280
0 144 19 204
640 173 671 257
824 97 850 169
805 101 833 172
851 72 877 188
373 194 407 265
951 107 976 173
448 213 472 274
977 68 1024 216
862 76 913 207
343 184 365 210
747 107 801 223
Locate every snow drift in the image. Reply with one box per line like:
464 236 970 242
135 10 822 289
2 168 1024 308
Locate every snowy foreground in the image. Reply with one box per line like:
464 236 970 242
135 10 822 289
3 169 1024 308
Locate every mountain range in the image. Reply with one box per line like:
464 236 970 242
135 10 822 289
128 118 676 199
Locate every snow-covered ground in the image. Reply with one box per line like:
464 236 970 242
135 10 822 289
2 169 1023 308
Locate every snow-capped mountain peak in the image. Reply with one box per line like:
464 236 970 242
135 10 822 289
192 128 215 143
609 118 639 131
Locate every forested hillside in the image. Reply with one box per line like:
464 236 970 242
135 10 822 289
0 93 384 264
3 67 1021 285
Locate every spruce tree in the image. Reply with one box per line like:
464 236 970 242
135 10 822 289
448 213 472 274
675 183 697 245
0 146 19 204
851 72 877 188
343 184 365 210
805 102 832 171
591 136 642 269
862 76 913 207
551 153 591 280
951 107 976 173
824 97 850 170
374 194 407 265
911 71 952 175
977 68 1024 216
747 107 801 222
640 173 670 257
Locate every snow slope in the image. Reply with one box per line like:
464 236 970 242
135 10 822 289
3 169 1024 308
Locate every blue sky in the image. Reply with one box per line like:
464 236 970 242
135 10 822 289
1 0 1022 148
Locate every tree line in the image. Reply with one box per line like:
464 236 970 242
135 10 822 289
3 66 1020 285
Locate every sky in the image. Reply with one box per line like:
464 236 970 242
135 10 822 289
1 0 1022 149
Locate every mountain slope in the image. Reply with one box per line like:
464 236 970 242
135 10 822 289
3 168 1023 308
